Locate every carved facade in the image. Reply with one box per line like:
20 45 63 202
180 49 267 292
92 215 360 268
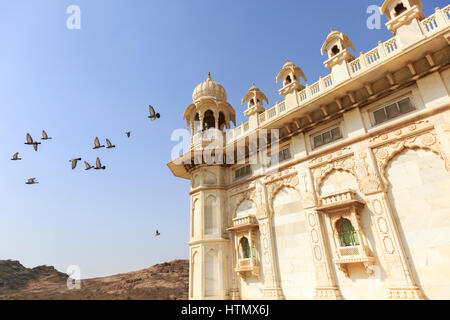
168 0 450 300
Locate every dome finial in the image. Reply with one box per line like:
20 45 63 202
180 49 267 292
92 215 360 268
207 71 212 80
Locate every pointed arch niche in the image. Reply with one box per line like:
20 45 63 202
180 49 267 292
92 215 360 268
205 195 218 236
271 185 316 299
228 198 260 280
205 249 220 297
318 170 375 278
385 148 450 299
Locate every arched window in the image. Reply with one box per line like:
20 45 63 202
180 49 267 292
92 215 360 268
203 110 215 130
194 113 201 133
240 237 251 259
285 75 292 85
394 3 407 16
205 196 217 235
250 99 255 106
331 45 340 56
337 218 359 247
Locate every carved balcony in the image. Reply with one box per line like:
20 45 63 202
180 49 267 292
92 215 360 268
334 245 375 278
227 215 259 232
235 258 260 280
318 189 365 212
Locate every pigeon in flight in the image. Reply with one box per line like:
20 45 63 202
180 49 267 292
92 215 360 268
25 134 41 151
155 230 161 237
126 132 131 138
84 161 94 171
41 130 52 140
106 139 116 149
148 105 160 121
94 157 106 170
70 158 82 170
11 152 22 161
25 178 38 185
93 137 105 149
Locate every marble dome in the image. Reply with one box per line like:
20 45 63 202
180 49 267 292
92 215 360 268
192 72 227 103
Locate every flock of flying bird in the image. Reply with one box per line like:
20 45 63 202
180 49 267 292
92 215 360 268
10 106 162 236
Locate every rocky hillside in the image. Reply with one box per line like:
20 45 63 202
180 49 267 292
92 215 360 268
0 259 189 300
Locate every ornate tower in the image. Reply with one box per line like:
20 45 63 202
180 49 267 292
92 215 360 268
381 0 425 47
276 60 307 106
321 29 356 84
183 73 235 300
241 84 268 128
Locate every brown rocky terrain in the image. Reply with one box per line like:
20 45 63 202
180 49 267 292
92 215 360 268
0 259 189 300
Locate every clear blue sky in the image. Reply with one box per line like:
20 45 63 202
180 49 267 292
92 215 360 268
0 0 446 279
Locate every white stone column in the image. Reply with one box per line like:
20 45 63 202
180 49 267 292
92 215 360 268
297 167 342 299
259 217 284 300
361 147 424 299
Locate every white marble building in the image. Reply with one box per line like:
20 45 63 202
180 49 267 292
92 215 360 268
168 0 450 300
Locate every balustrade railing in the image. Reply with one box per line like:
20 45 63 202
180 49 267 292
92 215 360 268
422 13 439 33
227 7 449 139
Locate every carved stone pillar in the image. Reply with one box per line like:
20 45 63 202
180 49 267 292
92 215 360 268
362 147 424 299
255 178 284 299
364 191 423 299
259 217 284 300
304 209 342 299
214 111 219 130
299 167 342 300
190 121 195 144
229 235 241 300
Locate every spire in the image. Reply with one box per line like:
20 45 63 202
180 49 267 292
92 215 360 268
207 71 212 80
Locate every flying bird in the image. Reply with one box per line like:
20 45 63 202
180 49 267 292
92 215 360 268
93 137 105 149
25 134 41 151
148 105 160 121
41 130 52 140
70 158 82 170
94 157 106 170
126 132 131 138
84 161 94 171
106 139 116 149
156 230 161 237
11 152 22 161
25 178 38 185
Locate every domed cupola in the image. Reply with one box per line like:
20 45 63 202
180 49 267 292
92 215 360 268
242 84 268 118
321 28 355 69
276 59 307 96
184 73 236 137
192 72 228 103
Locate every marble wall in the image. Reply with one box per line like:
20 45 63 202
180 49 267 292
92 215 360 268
387 149 450 299
272 187 315 299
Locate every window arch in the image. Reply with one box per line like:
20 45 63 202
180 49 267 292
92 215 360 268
203 110 215 130
205 196 217 235
394 3 407 16
285 75 292 85
240 237 251 259
337 218 359 247
218 112 226 131
194 113 201 133
331 45 340 56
